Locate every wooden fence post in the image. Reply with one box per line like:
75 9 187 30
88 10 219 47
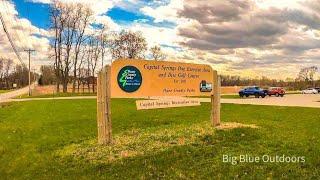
97 65 112 144
211 71 221 127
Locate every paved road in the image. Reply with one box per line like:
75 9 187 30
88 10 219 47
0 96 96 103
198 94 320 108
1 93 319 108
0 83 35 102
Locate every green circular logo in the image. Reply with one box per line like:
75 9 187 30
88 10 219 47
117 66 142 93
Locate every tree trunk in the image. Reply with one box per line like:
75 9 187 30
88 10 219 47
72 61 78 93
72 76 76 93
56 83 60 93
61 76 68 93
77 80 80 93
87 80 90 93
63 81 68 93
92 76 95 93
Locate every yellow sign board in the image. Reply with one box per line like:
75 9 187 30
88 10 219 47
136 99 201 110
111 59 215 97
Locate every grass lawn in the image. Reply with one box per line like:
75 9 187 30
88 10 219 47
0 90 12 94
0 99 319 179
15 92 96 99
13 92 299 99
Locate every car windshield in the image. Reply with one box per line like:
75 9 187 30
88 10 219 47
254 87 260 90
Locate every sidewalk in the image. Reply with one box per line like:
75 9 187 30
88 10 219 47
0 96 97 103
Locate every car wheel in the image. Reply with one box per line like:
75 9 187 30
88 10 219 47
254 93 259 98
268 94 271 96
280 94 284 97
275 93 279 97
261 95 266 98
239 94 244 98
245 94 249 97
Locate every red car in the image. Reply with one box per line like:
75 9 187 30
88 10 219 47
267 87 285 97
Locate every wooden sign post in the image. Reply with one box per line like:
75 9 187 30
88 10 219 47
97 59 221 145
211 71 221 127
97 66 112 145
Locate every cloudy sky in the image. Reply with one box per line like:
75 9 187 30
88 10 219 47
0 0 320 79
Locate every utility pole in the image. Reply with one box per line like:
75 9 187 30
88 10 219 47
24 49 35 96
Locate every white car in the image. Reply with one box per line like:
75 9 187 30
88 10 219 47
302 88 318 94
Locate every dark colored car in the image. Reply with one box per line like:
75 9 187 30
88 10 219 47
267 87 285 97
239 86 267 98
315 87 320 93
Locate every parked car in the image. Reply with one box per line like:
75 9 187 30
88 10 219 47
239 86 267 98
315 87 320 93
302 88 318 94
267 87 285 97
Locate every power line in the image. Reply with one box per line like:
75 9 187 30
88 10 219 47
0 12 26 67
3 0 25 52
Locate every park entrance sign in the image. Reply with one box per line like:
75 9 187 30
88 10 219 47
110 59 214 97
97 59 221 145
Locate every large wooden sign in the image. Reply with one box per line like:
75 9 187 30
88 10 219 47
111 59 215 97
96 59 221 145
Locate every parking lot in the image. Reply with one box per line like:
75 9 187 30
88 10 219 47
194 94 320 108
220 94 320 108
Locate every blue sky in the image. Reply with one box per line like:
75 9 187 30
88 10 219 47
107 7 176 28
2 0 320 79
13 0 50 29
12 0 175 30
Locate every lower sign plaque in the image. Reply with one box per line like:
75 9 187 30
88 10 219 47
136 99 201 110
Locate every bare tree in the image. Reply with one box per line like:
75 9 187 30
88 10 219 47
99 25 108 67
60 3 79 93
297 66 318 87
39 65 56 85
109 30 147 60
71 4 92 93
50 1 67 92
3 59 13 88
77 48 87 92
150 45 166 60
0 58 3 87
87 34 101 92
0 58 37 89
298 66 318 80
50 1 93 93
11 65 30 88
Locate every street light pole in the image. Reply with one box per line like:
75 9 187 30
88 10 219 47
24 49 35 96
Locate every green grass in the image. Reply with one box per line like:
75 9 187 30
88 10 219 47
0 89 12 94
0 99 319 179
13 92 298 99
15 92 96 99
